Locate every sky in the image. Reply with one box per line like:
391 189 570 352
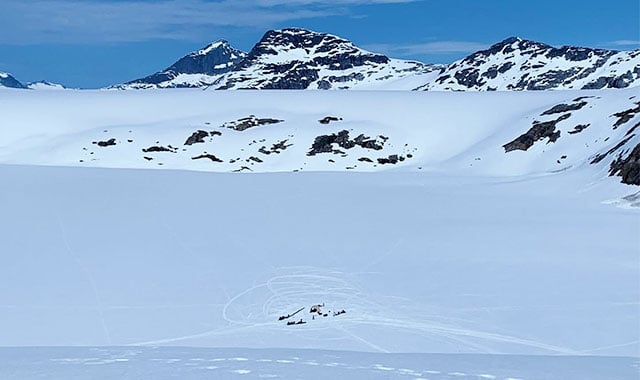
0 0 638 88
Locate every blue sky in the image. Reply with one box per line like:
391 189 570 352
0 0 638 88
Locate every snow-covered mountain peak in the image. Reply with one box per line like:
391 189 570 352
419 36 638 91
249 27 384 61
213 28 436 90
194 39 234 56
116 39 247 89
114 29 639 91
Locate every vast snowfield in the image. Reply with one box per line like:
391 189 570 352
0 88 638 379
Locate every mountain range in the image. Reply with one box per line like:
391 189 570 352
2 28 639 91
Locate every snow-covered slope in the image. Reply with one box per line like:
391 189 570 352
418 37 640 91
212 28 438 90
26 80 66 90
1 88 638 188
117 40 247 89
0 71 26 88
1 88 638 376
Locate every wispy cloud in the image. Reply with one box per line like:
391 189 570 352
364 41 488 56
609 40 640 46
0 0 420 44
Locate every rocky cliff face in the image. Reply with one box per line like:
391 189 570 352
212 28 434 90
417 37 640 91
0 72 26 89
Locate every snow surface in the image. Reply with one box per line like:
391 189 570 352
0 164 638 355
0 88 638 378
0 87 638 181
1 347 638 380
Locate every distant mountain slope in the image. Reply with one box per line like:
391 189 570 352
118 28 440 90
0 72 26 89
26 81 66 90
118 40 247 89
117 30 640 91
417 37 640 91
212 28 437 90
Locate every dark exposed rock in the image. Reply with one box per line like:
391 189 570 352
307 130 385 156
591 135 635 164
353 133 384 150
547 130 561 143
583 71 637 89
223 116 284 131
271 140 292 152
249 156 263 163
258 146 271 155
541 101 587 115
319 116 342 124
377 155 400 165
259 139 293 155
93 138 116 147
358 157 373 162
626 121 640 136
503 114 570 152
612 102 640 129
142 145 177 153
573 96 596 102
609 143 640 185
184 130 210 145
143 156 153 161
192 153 223 162
568 124 590 134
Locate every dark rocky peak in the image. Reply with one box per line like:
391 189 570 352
240 28 389 67
123 39 246 87
255 28 358 51
474 37 551 57
461 36 616 64
167 39 246 75
0 72 26 89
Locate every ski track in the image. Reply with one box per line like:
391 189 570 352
129 267 580 354
56 216 113 345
